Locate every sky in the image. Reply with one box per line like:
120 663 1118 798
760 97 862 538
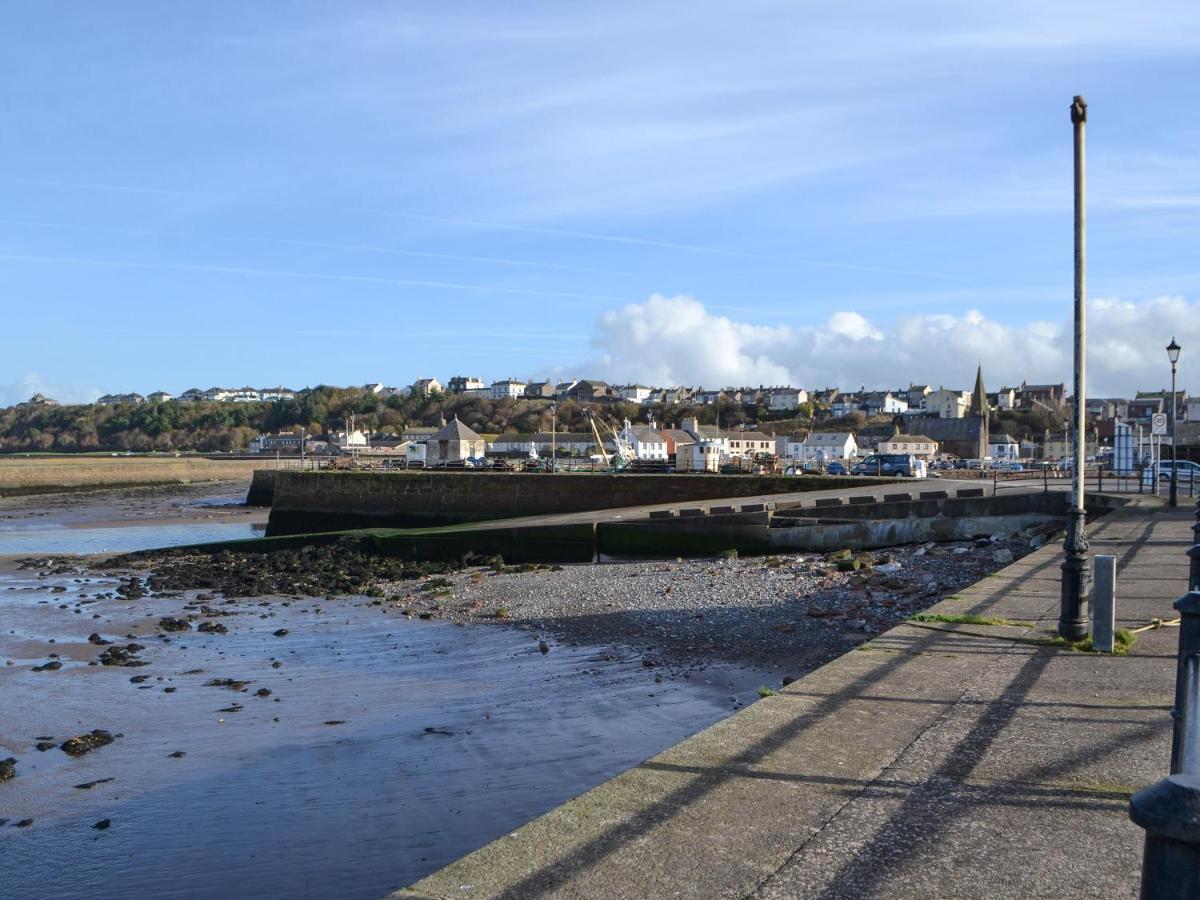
3 1 1200 405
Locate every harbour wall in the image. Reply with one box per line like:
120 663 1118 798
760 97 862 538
262 470 893 535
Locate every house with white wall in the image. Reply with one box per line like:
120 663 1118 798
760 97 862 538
769 388 808 410
799 432 858 461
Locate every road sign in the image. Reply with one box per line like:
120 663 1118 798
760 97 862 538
1151 413 1168 435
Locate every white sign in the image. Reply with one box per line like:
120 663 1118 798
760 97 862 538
1151 413 1168 435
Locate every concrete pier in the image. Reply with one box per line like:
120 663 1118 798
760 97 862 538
400 502 1188 899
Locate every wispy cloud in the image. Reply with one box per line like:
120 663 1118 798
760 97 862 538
0 252 635 304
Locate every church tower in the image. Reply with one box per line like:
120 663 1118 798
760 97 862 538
970 365 990 460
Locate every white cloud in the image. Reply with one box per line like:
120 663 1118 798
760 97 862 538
0 373 101 408
584 293 1200 396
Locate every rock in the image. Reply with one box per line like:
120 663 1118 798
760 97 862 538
254 688 272 697
0 758 15 781
875 562 903 574
61 730 115 756
273 629 289 637
772 623 796 634
35 742 55 752
31 660 63 672
826 549 853 562
168 751 186 758
158 617 191 633
92 819 111 830
87 633 111 645
129 674 150 684
14 819 32 828
913 548 927 557
197 621 227 634
951 547 971 556
73 778 114 790
993 548 1014 564
323 720 345 726
1030 536 1045 549
782 675 797 686
836 559 861 572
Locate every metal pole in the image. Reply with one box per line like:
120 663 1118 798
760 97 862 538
1060 95 1091 640
1171 359 1179 507
551 402 557 474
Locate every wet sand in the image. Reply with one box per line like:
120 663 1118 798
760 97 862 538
0 490 770 899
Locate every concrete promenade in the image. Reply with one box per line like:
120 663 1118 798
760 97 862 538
400 502 1190 899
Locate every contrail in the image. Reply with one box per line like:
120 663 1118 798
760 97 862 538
2 175 955 279
0 218 624 276
0 252 636 304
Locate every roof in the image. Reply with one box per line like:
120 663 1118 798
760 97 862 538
662 429 695 444
431 418 484 442
806 432 856 445
990 433 1019 444
732 430 775 441
903 416 984 440
627 425 665 442
884 434 937 444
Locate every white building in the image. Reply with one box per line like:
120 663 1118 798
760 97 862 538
879 434 939 458
830 396 861 418
769 388 809 411
259 386 296 401
490 379 527 400
411 377 443 396
620 420 668 460
798 432 858 461
988 434 1021 461
336 429 370 451
923 388 972 419
231 387 263 403
618 384 652 403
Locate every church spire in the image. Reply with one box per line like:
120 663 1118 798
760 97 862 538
971 364 987 416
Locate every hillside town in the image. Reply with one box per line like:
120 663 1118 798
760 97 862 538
12 366 1197 473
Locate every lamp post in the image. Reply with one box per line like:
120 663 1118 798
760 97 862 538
550 401 557 473
1169 338 1181 507
1060 95 1091 640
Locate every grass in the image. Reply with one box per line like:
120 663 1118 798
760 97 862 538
493 607 510 619
909 613 1034 627
757 686 778 698
0 455 265 495
1030 627 1136 656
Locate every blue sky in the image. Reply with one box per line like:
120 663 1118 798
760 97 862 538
3 1 1199 403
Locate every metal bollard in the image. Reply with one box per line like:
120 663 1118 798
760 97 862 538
1173 594 1200 774
1130 771 1200 900
1133 653 1200 898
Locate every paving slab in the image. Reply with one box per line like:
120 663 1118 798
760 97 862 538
399 503 1193 899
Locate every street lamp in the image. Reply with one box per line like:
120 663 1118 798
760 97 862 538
1168 337 1181 508
1060 95 1090 640
549 401 557 473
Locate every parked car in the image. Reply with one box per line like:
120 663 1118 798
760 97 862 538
992 461 1025 472
852 454 925 478
827 461 847 476
1157 460 1200 481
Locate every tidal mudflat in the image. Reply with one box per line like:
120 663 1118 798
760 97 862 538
0 488 770 899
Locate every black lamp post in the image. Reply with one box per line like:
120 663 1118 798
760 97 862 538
1168 338 1181 508
549 401 557 473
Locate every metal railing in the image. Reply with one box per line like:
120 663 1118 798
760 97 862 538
1131 496 1200 897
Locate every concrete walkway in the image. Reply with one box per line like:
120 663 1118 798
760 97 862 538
399 502 1191 899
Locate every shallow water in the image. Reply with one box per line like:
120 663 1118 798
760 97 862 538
0 494 765 899
0 520 262 555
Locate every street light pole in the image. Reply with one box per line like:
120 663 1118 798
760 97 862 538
1169 338 1181 508
550 401 557 473
1060 95 1091 640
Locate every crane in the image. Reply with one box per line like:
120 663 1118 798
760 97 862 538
584 409 634 470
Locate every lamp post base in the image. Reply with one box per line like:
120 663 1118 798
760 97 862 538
1059 506 1091 639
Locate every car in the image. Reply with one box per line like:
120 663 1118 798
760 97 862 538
852 453 925 478
827 461 847 476
1158 460 1200 481
992 461 1025 472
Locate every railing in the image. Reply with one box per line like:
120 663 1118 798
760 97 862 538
1130 495 1200 896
